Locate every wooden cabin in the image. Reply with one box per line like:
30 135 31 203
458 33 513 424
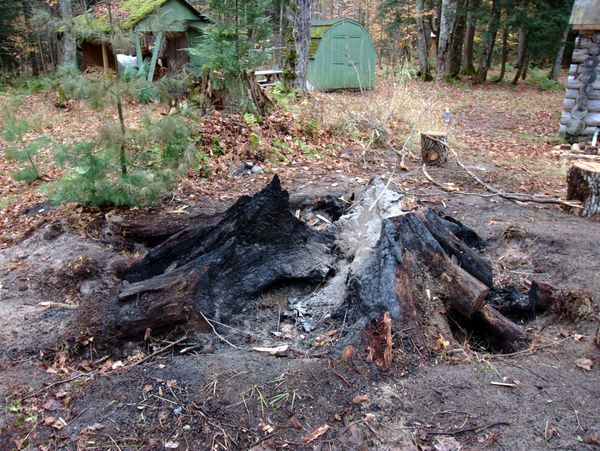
560 0 600 141
74 0 208 79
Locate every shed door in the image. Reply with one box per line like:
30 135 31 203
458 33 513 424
327 32 367 89
346 36 363 88
330 36 347 89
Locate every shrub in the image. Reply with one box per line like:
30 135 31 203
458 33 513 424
48 115 196 207
2 106 50 181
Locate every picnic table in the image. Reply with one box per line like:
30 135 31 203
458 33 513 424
255 69 283 88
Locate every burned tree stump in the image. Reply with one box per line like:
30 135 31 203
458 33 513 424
116 176 335 336
421 132 448 166
567 161 600 216
109 176 527 354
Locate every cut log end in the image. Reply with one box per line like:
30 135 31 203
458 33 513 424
421 132 449 166
567 161 600 216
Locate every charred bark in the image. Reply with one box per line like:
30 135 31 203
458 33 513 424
111 177 527 354
345 210 523 352
116 176 335 336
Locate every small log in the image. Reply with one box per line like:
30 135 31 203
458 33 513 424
529 280 559 311
421 132 448 166
567 161 600 216
565 88 600 101
475 304 527 351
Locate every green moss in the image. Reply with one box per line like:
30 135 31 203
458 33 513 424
308 21 339 58
74 0 172 34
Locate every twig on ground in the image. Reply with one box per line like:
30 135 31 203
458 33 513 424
129 335 189 367
491 337 571 359
427 421 511 436
22 371 98 400
63 406 91 430
329 365 351 387
421 141 582 209
199 312 240 349
248 432 277 448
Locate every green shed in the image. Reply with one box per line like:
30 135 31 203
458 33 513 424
308 18 376 91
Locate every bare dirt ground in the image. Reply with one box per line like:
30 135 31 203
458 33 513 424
1 79 599 450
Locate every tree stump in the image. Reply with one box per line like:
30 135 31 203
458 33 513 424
103 176 528 353
567 161 600 216
421 132 449 166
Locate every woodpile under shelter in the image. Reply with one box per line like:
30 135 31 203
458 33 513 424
308 19 376 91
74 0 208 80
560 0 600 142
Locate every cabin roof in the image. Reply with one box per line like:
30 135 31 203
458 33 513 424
570 0 600 30
74 0 206 34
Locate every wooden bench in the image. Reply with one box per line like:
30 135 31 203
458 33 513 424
255 69 283 88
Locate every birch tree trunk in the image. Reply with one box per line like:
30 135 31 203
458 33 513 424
436 0 458 81
59 0 77 70
473 0 500 84
550 25 569 81
415 0 432 81
292 0 312 91
461 0 480 75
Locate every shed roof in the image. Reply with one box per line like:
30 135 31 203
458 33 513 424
309 18 362 58
74 0 205 33
570 0 600 30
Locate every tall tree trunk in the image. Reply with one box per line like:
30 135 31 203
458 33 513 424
461 0 479 75
448 0 468 77
436 0 458 81
550 24 569 81
495 25 509 82
521 51 530 80
59 0 77 70
416 0 432 81
473 0 500 84
292 0 312 91
512 29 528 85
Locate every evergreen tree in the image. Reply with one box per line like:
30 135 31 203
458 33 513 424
190 0 273 112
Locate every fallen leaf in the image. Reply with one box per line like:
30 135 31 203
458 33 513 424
43 399 61 412
434 434 461 451
303 424 330 444
575 358 593 371
143 384 153 393
43 416 66 430
111 360 124 370
583 430 599 445
352 394 369 405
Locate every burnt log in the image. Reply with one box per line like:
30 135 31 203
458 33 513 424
346 210 525 351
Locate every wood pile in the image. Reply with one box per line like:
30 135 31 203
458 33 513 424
560 32 600 141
